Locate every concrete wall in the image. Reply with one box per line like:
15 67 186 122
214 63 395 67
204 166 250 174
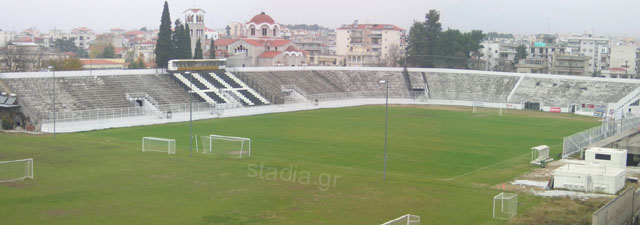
592 188 636 225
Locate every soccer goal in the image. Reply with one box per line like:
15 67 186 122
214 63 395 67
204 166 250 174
472 102 505 117
0 158 34 182
200 134 251 158
142 137 176 155
380 214 420 225
493 192 517 219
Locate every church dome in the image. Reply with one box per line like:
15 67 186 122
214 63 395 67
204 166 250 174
249 12 275 24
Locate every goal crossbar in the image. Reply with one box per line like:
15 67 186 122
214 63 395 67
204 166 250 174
200 134 251 158
208 134 250 142
0 158 34 182
142 137 176 154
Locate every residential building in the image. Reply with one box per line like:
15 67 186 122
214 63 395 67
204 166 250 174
480 42 500 71
551 52 590 76
527 34 566 63
64 27 96 50
567 34 609 74
336 21 404 67
516 58 549 74
609 44 636 76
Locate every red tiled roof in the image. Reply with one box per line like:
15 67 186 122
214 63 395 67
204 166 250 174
243 39 263 46
258 51 282 58
125 30 146 36
215 39 238 46
241 39 290 47
249 12 275 24
184 8 206 14
610 67 628 72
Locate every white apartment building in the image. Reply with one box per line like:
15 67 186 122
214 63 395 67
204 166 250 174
336 21 404 67
567 35 609 74
609 44 636 75
63 27 96 50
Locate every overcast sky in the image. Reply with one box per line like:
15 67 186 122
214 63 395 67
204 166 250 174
2 0 639 38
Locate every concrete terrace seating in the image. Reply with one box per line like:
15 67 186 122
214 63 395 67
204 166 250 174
239 70 411 103
510 77 640 106
424 72 519 102
313 70 410 98
4 74 191 116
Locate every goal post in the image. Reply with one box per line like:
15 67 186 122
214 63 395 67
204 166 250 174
381 214 420 225
0 158 34 182
493 192 517 219
472 101 505 117
142 137 176 155
200 134 251 158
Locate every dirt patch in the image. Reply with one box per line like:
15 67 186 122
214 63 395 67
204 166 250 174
506 198 609 225
43 209 73 218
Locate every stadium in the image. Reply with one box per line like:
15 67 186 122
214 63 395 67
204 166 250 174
1 59 640 224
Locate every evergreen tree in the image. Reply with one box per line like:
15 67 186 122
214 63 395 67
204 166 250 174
101 44 115 58
423 10 442 68
154 1 172 68
193 39 203 59
172 19 184 59
184 24 192 59
209 39 215 59
515 44 528 64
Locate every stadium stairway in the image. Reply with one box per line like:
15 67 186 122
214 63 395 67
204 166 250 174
172 73 216 104
209 71 269 106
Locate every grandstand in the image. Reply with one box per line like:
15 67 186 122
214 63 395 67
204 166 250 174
2 67 640 132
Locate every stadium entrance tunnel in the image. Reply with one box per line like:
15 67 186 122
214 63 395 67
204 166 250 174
524 102 540 110
135 99 143 106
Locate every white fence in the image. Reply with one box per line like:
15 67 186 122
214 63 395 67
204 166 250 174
42 102 242 124
562 114 640 159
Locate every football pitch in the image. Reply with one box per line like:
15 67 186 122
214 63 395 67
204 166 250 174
0 105 599 224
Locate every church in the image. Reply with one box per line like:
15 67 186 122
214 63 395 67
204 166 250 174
213 12 307 67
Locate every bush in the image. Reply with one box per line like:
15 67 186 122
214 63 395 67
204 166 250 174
1 116 14 130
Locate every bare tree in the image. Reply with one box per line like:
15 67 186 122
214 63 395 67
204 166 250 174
385 44 403 67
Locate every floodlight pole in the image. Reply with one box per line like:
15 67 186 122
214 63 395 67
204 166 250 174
187 71 193 157
380 79 389 180
48 66 56 138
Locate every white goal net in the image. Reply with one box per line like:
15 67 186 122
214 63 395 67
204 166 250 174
0 158 34 182
200 134 251 158
381 214 420 225
493 192 517 219
472 102 505 117
142 137 176 154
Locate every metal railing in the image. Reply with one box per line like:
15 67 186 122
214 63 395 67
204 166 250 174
41 101 242 124
562 114 640 158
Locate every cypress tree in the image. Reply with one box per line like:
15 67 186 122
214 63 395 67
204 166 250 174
193 39 203 59
209 39 215 59
154 1 172 68
184 24 192 59
172 20 183 59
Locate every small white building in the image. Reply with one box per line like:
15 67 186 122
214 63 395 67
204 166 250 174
553 147 627 194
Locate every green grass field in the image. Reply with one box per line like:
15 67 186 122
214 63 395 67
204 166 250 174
0 105 599 225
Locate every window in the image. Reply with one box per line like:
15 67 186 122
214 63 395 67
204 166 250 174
250 26 255 36
594 154 611 160
262 28 267 36
273 28 277 36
